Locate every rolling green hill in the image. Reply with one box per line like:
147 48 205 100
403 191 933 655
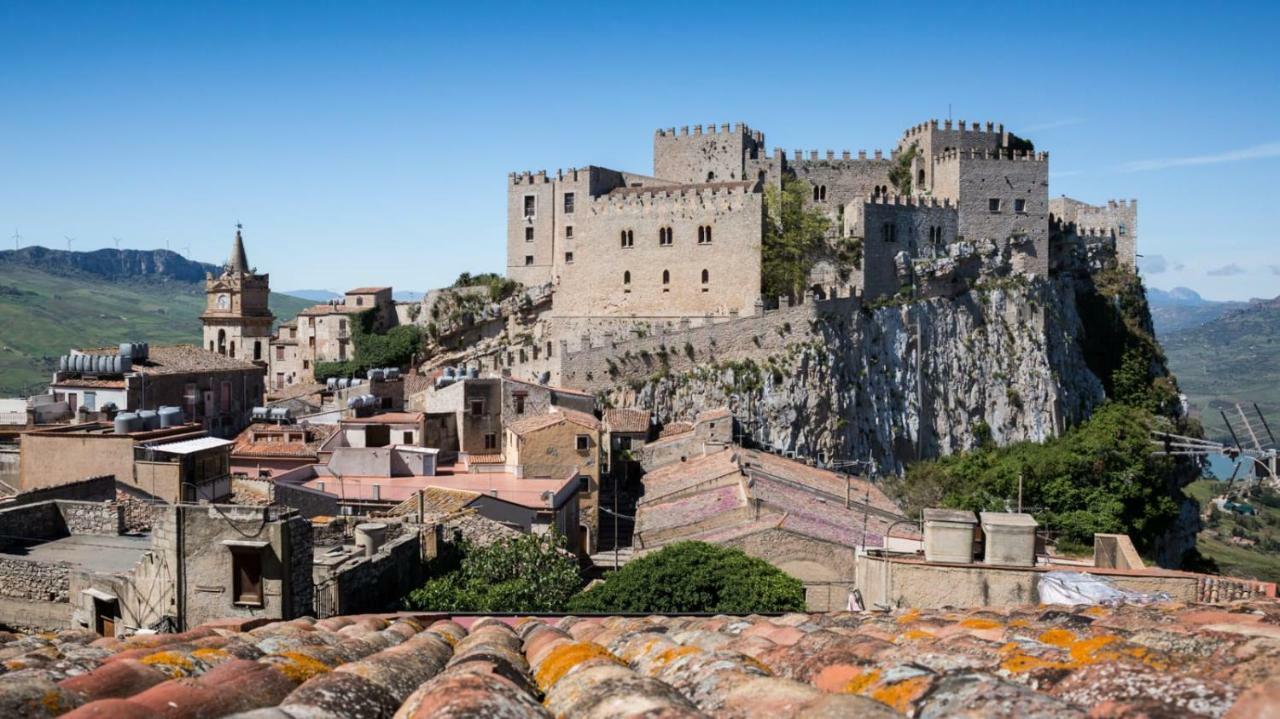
1162 296 1280 443
0 248 312 396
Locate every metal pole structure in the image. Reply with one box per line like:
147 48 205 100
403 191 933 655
613 467 619 570
1253 403 1276 446
1018 472 1024 514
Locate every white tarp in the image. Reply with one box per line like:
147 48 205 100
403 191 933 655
1039 571 1172 606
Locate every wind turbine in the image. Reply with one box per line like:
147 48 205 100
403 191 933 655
10 228 20 251
64 236 76 251
112 236 122 250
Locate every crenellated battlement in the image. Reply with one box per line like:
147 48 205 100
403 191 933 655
1106 199 1138 209
934 148 1047 162
655 122 763 144
903 119 1007 138
509 170 552 186
786 148 895 163
588 180 756 209
865 194 954 209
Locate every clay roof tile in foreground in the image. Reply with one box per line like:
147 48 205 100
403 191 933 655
10 600 1280 717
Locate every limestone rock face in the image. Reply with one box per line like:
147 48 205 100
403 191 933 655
606 276 1106 476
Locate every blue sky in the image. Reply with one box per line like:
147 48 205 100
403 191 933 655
2 1 1277 300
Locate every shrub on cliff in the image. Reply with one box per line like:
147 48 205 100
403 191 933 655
888 403 1182 554
568 541 806 613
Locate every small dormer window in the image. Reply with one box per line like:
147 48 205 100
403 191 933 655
576 434 590 451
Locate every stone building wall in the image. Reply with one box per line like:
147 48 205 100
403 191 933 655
57 501 124 536
898 119 1017 192
321 530 420 616
0 556 70 605
932 149 1050 276
1049 197 1138 269
553 183 763 319
848 196 961 301
652 123 764 184
790 151 894 220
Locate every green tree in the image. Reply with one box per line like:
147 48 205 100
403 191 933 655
403 532 581 613
761 178 830 301
568 541 806 613
888 142 918 195
314 309 423 381
889 403 1185 554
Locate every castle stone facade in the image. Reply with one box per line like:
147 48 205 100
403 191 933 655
507 119 1117 317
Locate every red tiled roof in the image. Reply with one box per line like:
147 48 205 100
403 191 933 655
507 408 600 436
14 602 1280 717
657 421 693 439
298 304 368 316
231 422 337 459
603 408 651 434
346 286 391 294
340 412 424 425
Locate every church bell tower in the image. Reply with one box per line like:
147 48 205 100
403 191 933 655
201 225 274 364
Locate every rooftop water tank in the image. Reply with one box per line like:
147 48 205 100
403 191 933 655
158 406 183 428
270 407 291 422
386 368 400 380
443 366 455 379
467 366 479 379
979 512 1039 567
368 368 384 382
252 406 270 421
114 412 138 434
923 508 978 564
355 523 387 558
138 410 159 431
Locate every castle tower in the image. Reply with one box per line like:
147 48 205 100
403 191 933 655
201 225 274 364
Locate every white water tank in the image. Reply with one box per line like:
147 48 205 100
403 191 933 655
355 522 387 558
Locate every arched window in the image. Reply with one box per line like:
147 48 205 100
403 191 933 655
917 169 926 187
620 230 634 248
659 227 672 246
229 341 236 359
701 269 709 292
662 270 670 292
623 270 631 285
209 340 215 352
217 329 227 355
818 185 827 202
706 171 715 181
254 341 262 361
705 225 712 244
813 185 820 201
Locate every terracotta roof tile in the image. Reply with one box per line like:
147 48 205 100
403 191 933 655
3 601 1275 717
604 408 652 434
508 408 600 436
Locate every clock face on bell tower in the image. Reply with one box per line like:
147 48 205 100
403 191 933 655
216 293 230 311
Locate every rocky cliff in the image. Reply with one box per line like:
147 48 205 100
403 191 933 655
604 275 1107 475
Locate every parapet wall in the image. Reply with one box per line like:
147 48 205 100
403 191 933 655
560 295 853 394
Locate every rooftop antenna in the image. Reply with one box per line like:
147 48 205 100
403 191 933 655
11 228 20 251
64 236 75 251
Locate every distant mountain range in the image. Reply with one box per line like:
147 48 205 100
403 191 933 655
283 289 424 303
1159 292 1280 443
1146 286 1249 336
0 246 312 396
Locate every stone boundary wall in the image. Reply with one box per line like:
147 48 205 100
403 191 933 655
0 475 116 508
328 530 422 616
0 502 65 548
560 297 853 394
274 479 339 518
57 500 124 536
0 555 70 604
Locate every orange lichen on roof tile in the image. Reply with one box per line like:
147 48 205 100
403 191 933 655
534 641 623 691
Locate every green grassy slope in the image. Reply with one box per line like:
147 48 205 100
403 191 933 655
1186 479 1280 583
1162 298 1280 443
0 266 312 395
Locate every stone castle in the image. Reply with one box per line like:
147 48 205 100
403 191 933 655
507 119 1136 320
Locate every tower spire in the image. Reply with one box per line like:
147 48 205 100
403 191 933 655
228 222 249 274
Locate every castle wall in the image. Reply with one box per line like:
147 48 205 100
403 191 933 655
932 149 1050 276
898 119 1017 193
1049 197 1137 269
652 123 763 184
559 296 846 394
848 197 960 301
551 183 763 320
790 151 894 218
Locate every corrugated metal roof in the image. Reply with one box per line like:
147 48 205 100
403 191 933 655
146 436 234 455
